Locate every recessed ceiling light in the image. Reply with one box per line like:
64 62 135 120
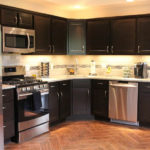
73 5 81 9
126 0 134 2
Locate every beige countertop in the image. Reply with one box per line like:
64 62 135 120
39 75 150 83
2 84 16 90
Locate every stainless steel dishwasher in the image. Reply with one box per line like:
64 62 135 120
109 81 139 126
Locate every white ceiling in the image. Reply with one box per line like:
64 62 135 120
45 0 145 7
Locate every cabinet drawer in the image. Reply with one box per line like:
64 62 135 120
4 120 15 140
92 80 108 89
73 79 91 88
3 89 14 103
3 102 14 122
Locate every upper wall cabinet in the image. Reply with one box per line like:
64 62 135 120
34 15 51 54
34 15 67 55
86 19 110 55
111 18 136 55
51 17 67 55
1 8 33 29
137 17 150 54
68 20 86 55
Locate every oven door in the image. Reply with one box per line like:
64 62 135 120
2 26 35 53
18 89 49 123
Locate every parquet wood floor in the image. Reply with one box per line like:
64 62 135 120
5 121 150 150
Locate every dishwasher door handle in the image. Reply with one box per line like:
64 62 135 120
109 84 137 88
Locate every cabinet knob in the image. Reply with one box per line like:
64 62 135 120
2 95 5 97
50 85 55 88
2 107 6 110
62 83 67 86
3 125 6 128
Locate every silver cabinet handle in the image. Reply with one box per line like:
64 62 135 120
2 95 5 97
97 83 103 85
52 45 55 53
3 126 6 128
106 46 109 53
19 17 22 24
82 45 85 52
105 90 106 97
62 83 67 86
49 44 52 53
57 92 60 98
2 107 6 110
60 91 63 97
138 45 140 54
145 86 150 89
50 85 55 88
14 16 17 24
111 46 114 54
87 89 90 96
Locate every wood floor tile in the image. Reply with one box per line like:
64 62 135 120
5 121 150 150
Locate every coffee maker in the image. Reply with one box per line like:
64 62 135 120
134 62 148 78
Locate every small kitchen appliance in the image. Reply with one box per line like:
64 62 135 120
134 62 148 78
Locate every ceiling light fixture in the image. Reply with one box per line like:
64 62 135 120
73 5 81 9
126 0 134 2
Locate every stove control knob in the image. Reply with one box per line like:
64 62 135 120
40 85 44 88
22 87 26 92
27 87 31 91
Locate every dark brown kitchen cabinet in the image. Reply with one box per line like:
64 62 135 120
72 80 91 116
49 82 59 123
1 8 33 28
34 15 51 54
137 17 150 54
138 83 150 126
111 18 136 54
2 89 15 141
49 81 71 124
86 19 110 55
59 81 71 120
91 80 109 120
51 17 67 55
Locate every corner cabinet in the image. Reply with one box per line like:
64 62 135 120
91 80 109 120
137 17 150 54
111 18 136 55
68 20 86 55
86 19 110 55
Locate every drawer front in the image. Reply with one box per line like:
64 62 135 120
3 89 14 103
73 79 91 88
3 102 14 122
4 120 15 140
92 80 108 89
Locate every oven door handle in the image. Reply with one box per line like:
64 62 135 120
41 91 49 96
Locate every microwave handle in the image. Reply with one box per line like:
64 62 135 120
27 33 30 49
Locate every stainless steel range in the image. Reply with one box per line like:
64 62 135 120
2 66 49 143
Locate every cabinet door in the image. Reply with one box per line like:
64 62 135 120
111 18 136 54
59 81 71 120
68 21 86 55
137 17 150 54
34 15 51 54
72 80 91 115
1 9 18 27
49 83 59 123
51 18 67 54
18 12 33 28
138 83 150 124
86 19 110 55
91 80 109 119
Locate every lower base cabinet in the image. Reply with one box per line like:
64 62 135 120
49 81 71 124
91 80 109 120
138 83 150 126
2 89 15 141
72 79 91 117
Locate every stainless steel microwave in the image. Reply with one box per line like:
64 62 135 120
2 26 35 54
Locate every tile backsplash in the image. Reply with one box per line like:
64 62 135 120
2 54 150 78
